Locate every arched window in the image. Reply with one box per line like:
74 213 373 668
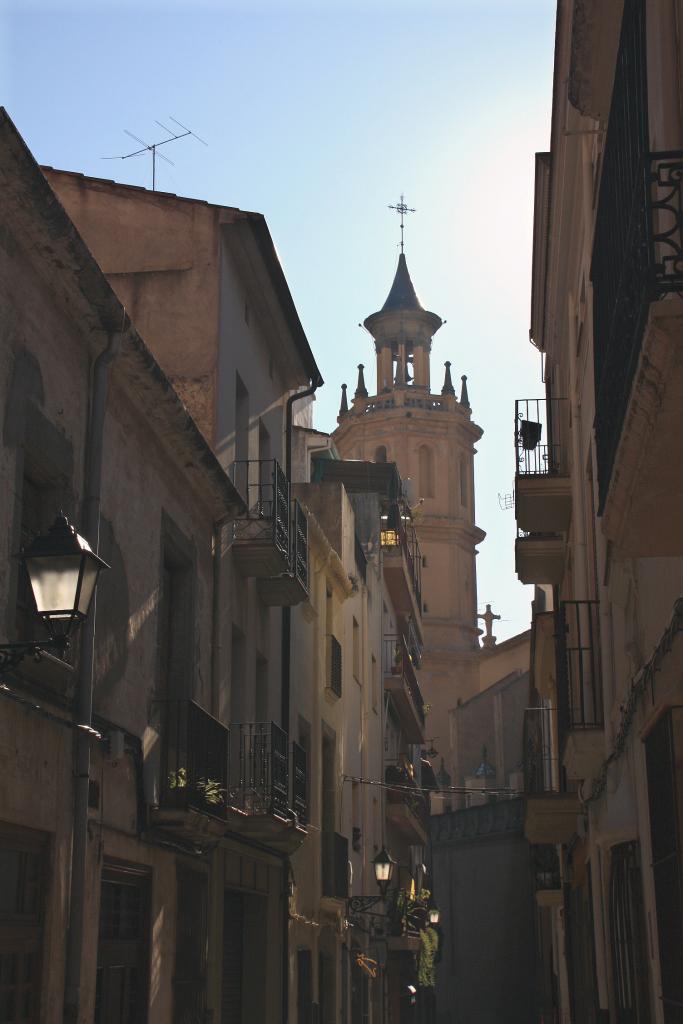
418 445 435 498
375 445 387 464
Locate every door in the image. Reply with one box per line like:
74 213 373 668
221 891 244 1024
95 865 150 1024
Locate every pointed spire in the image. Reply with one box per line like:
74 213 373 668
355 363 368 398
441 360 455 396
339 383 348 416
460 374 470 408
381 254 424 313
394 355 405 386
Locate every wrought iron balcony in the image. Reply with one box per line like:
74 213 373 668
381 504 422 621
383 634 425 743
257 499 309 606
556 601 602 734
151 699 230 835
514 398 572 534
229 721 290 820
515 398 568 477
322 831 349 900
591 0 683 510
555 601 605 781
231 459 291 578
291 740 308 826
385 762 430 843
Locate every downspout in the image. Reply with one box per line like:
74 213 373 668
281 377 321 1024
64 327 123 1024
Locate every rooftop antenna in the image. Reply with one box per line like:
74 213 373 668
103 117 208 191
388 193 416 253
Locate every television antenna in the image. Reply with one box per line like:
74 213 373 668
103 117 208 191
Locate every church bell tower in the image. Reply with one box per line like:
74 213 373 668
333 242 485 784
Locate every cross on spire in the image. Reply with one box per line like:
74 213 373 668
388 193 416 253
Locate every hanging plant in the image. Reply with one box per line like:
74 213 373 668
418 926 439 988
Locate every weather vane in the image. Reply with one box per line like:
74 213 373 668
103 117 208 191
388 193 416 253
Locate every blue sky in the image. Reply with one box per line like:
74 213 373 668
2 0 556 641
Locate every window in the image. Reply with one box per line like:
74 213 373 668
418 445 434 498
255 653 268 722
459 457 468 507
352 617 360 684
95 865 150 1024
0 825 46 1024
234 373 250 497
230 627 246 723
297 949 312 1024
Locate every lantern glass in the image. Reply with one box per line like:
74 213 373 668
22 514 109 639
373 847 395 894
429 907 440 926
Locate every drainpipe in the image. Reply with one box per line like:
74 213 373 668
64 327 123 1024
280 377 321 1024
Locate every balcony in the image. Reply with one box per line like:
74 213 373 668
150 699 230 840
231 459 290 577
523 706 580 845
257 500 309 606
322 831 349 902
515 530 566 585
514 398 571 534
227 721 306 853
556 601 605 780
385 763 430 844
380 505 422 626
591 0 683 552
383 635 426 743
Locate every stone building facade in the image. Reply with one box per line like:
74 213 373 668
515 1 683 1019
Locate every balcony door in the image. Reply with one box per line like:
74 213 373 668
0 824 46 1024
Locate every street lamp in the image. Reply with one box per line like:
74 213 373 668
373 847 395 897
0 513 109 670
428 904 440 926
347 846 396 916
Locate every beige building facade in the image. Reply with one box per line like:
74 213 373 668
516 1 683 1019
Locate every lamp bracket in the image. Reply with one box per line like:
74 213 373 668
347 895 385 915
0 637 69 672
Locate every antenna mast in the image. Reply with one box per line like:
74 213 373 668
103 117 208 191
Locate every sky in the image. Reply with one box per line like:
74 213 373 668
2 0 556 641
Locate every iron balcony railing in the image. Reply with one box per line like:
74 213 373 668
383 634 425 726
229 721 290 820
322 831 349 900
327 635 342 697
291 499 308 593
555 601 603 740
380 504 422 610
385 763 430 835
153 698 229 820
515 398 568 477
291 741 308 825
523 706 557 795
231 458 290 560
591 0 683 509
